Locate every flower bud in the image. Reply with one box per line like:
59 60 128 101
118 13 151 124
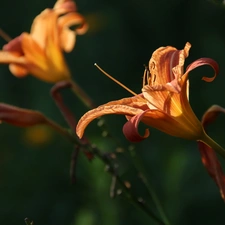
0 103 47 127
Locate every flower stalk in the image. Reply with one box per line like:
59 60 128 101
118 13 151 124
200 133 225 160
86 144 167 225
129 146 171 225
70 79 96 109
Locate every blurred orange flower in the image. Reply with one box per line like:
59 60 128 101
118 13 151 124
0 0 88 83
23 125 54 146
76 42 218 142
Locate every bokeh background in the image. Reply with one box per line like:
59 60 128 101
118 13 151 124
0 0 225 224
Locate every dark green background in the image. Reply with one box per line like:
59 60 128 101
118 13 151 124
0 0 225 224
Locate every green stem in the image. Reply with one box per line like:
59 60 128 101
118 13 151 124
45 118 76 144
70 79 96 109
89 144 166 225
129 146 171 225
201 132 225 159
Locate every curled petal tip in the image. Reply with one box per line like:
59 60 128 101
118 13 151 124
54 0 77 14
122 110 150 142
186 57 219 82
76 127 84 139
201 105 225 127
123 123 150 142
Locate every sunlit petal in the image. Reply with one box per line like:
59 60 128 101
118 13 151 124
143 42 191 112
58 12 88 52
76 104 144 138
22 12 71 83
30 9 50 48
9 64 28 77
59 27 76 53
148 42 190 86
0 51 25 64
21 33 46 68
103 94 148 110
21 33 51 81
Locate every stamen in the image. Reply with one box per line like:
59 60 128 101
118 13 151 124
153 74 156 83
0 28 12 42
94 63 137 96
143 64 151 86
143 69 148 87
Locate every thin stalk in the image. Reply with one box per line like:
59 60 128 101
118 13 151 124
129 147 171 225
89 144 166 225
70 79 96 109
46 118 75 143
51 80 77 132
201 133 225 160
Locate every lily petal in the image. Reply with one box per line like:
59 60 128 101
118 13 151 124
0 51 28 77
123 110 150 142
0 51 26 64
30 9 50 49
148 42 190 86
54 0 77 14
185 58 219 82
198 105 225 200
9 64 28 77
58 12 88 52
21 33 51 80
76 104 144 139
143 42 191 112
22 11 71 83
198 141 225 200
2 35 23 55
202 105 225 127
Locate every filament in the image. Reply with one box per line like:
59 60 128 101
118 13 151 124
0 28 12 42
143 64 152 86
94 63 137 96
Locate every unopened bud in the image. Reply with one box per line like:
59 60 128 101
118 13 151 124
0 103 47 127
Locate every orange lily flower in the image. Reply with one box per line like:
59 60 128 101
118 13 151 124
0 0 88 83
76 43 225 200
76 42 218 143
